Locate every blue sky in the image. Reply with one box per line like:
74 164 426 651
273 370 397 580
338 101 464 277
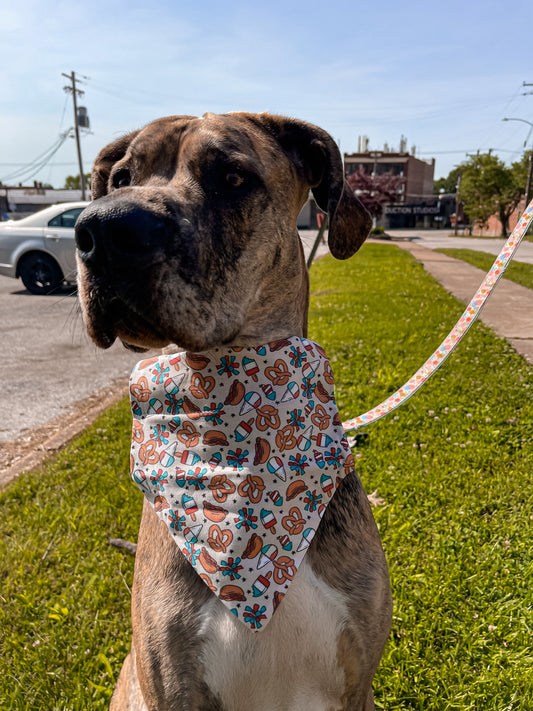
1 0 532 188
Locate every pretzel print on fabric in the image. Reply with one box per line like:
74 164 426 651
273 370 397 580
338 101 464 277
129 336 354 631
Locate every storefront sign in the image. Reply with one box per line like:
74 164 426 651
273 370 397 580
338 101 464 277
385 205 440 215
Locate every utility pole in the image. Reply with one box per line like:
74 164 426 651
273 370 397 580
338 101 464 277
526 152 533 207
62 71 86 200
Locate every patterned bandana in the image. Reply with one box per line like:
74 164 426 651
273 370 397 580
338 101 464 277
129 336 355 631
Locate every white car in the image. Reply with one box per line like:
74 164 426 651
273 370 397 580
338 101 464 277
0 202 89 294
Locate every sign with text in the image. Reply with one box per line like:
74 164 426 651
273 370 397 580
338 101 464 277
385 204 440 216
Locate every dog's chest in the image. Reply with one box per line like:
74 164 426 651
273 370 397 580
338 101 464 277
198 559 349 711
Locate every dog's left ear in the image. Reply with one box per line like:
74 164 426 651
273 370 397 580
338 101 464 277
257 114 372 259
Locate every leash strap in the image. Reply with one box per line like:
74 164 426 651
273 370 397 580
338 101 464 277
343 199 533 433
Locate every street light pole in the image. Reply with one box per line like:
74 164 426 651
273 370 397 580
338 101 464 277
454 174 462 236
526 152 533 207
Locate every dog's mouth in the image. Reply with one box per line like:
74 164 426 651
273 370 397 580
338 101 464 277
82 282 240 354
84 291 170 352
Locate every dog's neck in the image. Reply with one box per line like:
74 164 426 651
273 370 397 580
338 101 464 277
129 336 355 631
160 231 309 352
235 231 310 346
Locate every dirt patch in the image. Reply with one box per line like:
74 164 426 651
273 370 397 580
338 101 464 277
0 376 129 489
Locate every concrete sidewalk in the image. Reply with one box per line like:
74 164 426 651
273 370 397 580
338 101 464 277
302 230 533 365
388 241 533 365
387 229 533 264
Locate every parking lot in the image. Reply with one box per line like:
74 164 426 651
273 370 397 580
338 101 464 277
0 230 319 439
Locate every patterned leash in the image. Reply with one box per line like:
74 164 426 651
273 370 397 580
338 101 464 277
343 199 533 433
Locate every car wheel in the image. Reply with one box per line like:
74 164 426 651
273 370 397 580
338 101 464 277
18 253 64 295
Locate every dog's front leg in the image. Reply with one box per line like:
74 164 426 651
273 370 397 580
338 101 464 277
110 646 147 711
124 501 223 710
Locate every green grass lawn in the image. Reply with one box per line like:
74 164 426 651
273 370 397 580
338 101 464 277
1 243 532 709
435 248 533 290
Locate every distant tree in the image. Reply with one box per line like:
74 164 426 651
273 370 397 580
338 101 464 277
433 166 462 194
346 169 406 220
64 173 91 190
458 153 526 236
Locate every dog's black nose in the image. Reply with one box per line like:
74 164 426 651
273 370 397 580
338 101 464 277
75 196 169 268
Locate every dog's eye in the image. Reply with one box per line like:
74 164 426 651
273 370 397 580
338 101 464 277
112 168 132 190
225 172 245 189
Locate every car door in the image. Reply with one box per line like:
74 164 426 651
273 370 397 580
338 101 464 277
45 207 85 282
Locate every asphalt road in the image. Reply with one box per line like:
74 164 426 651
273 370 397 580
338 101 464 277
0 232 324 444
0 276 147 441
386 229 533 264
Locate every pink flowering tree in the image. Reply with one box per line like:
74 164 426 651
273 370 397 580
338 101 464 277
346 168 406 221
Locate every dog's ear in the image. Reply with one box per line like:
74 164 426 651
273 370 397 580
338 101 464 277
257 114 372 259
91 130 141 200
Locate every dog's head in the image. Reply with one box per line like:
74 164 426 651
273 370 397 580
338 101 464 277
75 112 371 352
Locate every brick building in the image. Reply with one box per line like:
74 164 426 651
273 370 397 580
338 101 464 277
344 150 435 197
470 198 527 237
343 141 441 228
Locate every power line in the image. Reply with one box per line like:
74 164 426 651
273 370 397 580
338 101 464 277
58 92 70 134
418 148 522 156
0 131 71 183
16 137 72 184
1 134 66 179
0 161 80 167
0 73 90 186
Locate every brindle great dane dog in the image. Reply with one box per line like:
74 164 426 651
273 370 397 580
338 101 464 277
75 112 392 711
